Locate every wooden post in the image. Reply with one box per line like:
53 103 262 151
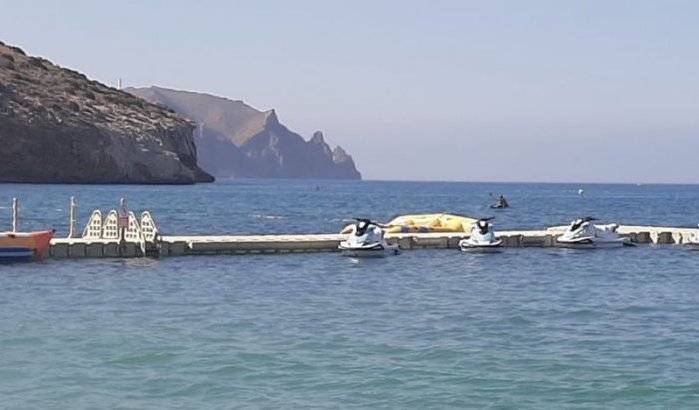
12 197 18 232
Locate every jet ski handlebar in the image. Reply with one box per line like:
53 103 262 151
352 218 390 229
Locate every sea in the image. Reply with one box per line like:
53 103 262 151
1 180 699 409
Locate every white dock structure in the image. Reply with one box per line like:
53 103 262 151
5 196 693 259
49 224 698 258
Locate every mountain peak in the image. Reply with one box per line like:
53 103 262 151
263 109 278 125
310 131 326 144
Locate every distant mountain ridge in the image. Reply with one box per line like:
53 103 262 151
125 86 361 180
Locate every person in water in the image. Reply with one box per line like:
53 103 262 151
492 195 509 208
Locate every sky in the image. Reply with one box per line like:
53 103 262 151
1 0 698 183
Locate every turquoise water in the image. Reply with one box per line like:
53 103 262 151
2 181 699 408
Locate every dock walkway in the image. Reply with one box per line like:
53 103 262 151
48 225 696 258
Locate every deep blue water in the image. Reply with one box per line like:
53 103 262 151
2 180 699 235
2 180 699 409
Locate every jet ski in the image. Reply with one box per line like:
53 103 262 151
338 218 399 257
556 217 632 248
459 217 503 252
490 196 509 209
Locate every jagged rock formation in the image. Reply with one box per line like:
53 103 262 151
0 41 213 184
126 86 361 180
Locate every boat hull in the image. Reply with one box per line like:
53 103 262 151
0 230 54 263
556 237 630 249
0 247 36 263
338 242 399 258
459 238 503 253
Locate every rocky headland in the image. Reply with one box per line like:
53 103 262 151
126 86 361 180
0 41 213 184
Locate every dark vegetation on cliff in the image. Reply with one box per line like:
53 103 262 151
126 86 362 180
0 41 213 184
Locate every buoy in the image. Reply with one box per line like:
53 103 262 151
578 189 585 196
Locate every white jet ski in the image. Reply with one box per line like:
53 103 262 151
338 218 399 257
459 217 503 252
556 217 632 248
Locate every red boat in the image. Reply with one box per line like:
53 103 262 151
0 230 54 262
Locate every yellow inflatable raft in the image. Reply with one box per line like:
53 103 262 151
341 213 477 234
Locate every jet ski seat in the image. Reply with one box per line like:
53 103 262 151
596 223 619 232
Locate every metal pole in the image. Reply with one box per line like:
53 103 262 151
12 197 18 232
68 196 77 238
119 198 127 243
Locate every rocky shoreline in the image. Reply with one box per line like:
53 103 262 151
0 41 213 184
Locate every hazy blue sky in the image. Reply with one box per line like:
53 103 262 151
1 0 698 182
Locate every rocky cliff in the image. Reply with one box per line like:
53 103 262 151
125 86 361 180
0 41 213 184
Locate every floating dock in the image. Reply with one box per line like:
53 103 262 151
7 197 696 259
48 225 696 259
